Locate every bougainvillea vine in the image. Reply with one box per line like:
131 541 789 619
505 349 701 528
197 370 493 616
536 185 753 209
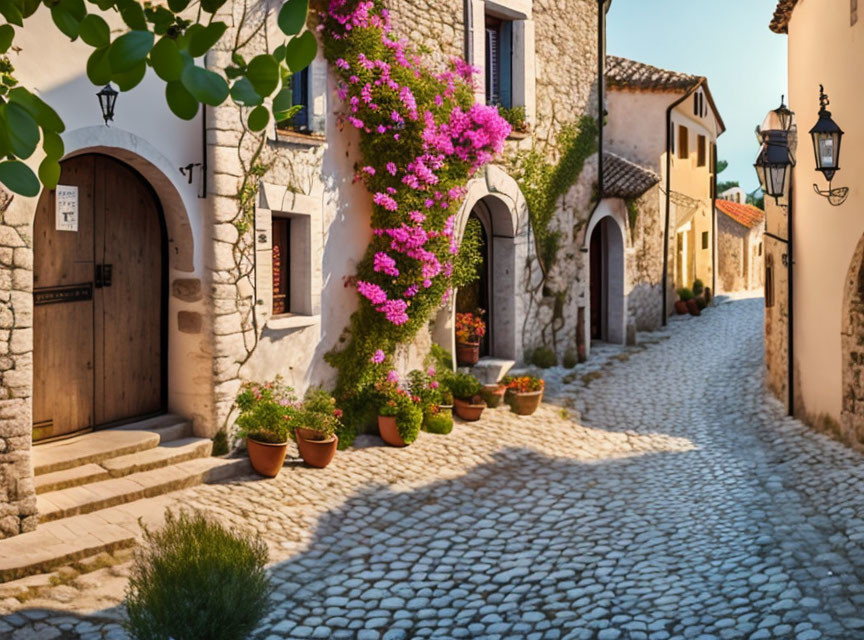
318 0 510 445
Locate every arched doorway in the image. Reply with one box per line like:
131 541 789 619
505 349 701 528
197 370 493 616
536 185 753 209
456 208 491 356
32 154 166 441
589 215 626 344
454 195 518 360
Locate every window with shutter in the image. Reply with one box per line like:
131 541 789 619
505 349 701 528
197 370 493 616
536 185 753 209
678 125 689 160
485 15 513 108
278 68 310 132
697 135 707 167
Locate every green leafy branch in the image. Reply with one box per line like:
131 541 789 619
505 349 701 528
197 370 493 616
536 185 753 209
0 0 317 196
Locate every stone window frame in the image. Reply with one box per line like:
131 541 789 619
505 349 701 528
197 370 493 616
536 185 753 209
255 184 322 331
470 0 535 127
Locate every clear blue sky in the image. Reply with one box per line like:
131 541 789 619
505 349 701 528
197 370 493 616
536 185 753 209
607 0 787 193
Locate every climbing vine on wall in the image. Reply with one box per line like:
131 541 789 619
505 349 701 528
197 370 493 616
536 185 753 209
317 0 510 445
514 115 598 273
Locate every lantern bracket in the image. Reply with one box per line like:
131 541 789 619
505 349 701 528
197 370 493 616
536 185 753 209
813 181 849 207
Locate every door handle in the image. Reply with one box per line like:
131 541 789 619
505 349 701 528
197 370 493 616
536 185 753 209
95 264 113 288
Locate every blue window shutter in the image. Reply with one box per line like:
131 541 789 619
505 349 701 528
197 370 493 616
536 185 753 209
499 21 512 108
291 68 309 131
485 27 499 104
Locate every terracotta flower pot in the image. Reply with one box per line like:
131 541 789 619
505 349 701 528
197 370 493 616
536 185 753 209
246 437 288 478
296 434 338 468
674 300 689 315
456 341 480 366
454 397 485 421
378 415 407 447
437 404 453 416
687 298 701 316
483 384 506 408
507 389 544 416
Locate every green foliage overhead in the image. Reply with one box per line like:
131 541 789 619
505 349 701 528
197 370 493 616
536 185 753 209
515 116 599 271
124 510 272 640
0 0 317 196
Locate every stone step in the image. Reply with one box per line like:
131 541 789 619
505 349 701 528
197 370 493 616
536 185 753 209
469 358 516 384
36 457 246 524
34 464 110 495
32 430 161 477
101 438 213 477
33 439 214 494
113 413 193 443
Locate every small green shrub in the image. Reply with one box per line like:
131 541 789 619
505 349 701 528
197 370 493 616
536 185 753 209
446 372 483 401
211 430 229 457
479 386 504 408
677 288 694 302
695 296 707 310
692 279 704 296
562 348 579 369
498 105 527 132
124 510 271 640
423 410 453 435
530 346 557 369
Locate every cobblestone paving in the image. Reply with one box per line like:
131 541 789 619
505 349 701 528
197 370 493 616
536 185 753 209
5 295 864 639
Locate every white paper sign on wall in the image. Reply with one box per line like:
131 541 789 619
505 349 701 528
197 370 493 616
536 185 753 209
55 185 78 232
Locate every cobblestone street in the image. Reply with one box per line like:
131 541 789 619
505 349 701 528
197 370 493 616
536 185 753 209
5 294 864 639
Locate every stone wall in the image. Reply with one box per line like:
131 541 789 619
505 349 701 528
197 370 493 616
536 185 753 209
0 191 37 538
717 214 749 293
764 200 788 413
627 186 664 332
840 231 864 446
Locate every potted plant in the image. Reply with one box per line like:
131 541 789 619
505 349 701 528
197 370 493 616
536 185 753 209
455 311 486 366
234 379 294 478
480 383 506 408
422 405 454 435
675 288 693 315
503 375 545 416
447 371 486 421
376 372 423 447
408 367 452 425
292 388 341 469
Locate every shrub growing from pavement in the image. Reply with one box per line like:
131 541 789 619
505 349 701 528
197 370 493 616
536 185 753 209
124 510 271 640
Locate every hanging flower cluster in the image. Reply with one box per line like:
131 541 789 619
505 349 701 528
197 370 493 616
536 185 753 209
320 0 510 437
322 0 509 326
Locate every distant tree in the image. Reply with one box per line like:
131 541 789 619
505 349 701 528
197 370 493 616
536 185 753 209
747 189 765 210
716 158 729 175
717 180 740 195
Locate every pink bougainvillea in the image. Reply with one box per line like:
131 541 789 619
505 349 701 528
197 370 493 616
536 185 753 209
322 0 510 404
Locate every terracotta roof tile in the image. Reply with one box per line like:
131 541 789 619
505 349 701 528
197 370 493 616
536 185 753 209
716 199 765 230
606 56 702 93
770 0 798 34
602 152 660 200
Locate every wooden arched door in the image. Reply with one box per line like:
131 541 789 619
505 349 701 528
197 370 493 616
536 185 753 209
33 154 165 441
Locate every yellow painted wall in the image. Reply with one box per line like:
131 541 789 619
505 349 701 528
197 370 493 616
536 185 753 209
786 0 864 424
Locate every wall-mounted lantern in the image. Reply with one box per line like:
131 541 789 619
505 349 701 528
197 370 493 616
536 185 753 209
754 97 796 205
810 85 848 206
96 83 118 126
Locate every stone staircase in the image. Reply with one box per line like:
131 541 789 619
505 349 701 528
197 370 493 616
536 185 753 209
0 415 250 582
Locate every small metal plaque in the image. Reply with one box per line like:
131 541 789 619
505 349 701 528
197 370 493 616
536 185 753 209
34 283 93 306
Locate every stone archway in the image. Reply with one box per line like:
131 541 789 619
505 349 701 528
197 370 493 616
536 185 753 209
840 233 864 445
585 201 627 346
432 165 528 365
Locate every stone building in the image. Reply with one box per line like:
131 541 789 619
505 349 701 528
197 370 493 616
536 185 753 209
715 200 765 294
0 0 674 543
605 56 725 312
766 0 864 448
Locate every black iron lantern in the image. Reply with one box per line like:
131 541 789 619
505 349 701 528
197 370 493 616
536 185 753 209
96 83 118 125
810 85 843 181
754 131 794 204
758 96 795 143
